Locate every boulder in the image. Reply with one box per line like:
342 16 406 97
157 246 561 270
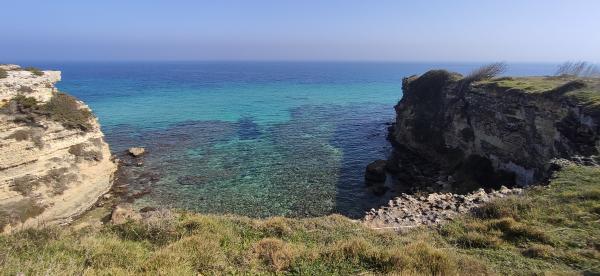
110 204 142 225
128 147 145 157
365 160 387 182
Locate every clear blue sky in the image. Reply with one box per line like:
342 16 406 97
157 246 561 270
2 0 599 62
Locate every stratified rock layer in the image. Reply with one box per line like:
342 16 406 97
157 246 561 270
0 65 117 232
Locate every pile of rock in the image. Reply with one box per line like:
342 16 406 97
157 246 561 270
363 186 523 230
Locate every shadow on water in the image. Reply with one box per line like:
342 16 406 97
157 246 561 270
237 116 262 140
327 103 399 218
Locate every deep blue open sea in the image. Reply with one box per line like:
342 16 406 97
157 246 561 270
28 62 557 218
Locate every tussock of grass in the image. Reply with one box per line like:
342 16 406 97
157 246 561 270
441 164 600 274
0 165 598 275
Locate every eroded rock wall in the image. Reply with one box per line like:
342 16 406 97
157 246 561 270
389 71 600 189
0 65 117 232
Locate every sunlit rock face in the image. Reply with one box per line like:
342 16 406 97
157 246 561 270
0 65 117 232
389 70 600 191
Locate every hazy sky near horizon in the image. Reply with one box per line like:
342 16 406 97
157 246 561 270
2 0 599 62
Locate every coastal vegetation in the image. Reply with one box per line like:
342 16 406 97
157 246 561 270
41 92 93 131
2 93 93 131
555 61 600 77
0 164 597 275
23 66 44 76
0 68 7 79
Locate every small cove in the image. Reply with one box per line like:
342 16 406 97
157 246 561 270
33 61 558 218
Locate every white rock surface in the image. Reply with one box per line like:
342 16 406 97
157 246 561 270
0 65 117 232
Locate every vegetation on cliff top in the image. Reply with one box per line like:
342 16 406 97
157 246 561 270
0 164 598 275
1 93 94 131
23 66 44 76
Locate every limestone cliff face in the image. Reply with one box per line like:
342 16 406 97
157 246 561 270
0 65 116 232
389 70 600 190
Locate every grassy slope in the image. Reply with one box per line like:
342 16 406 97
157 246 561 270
0 164 598 275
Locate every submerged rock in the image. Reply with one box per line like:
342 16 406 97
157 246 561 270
365 159 387 183
128 147 145 157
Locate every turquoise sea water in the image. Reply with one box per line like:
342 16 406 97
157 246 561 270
32 62 556 218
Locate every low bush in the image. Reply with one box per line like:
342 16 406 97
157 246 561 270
17 86 33 93
23 67 44 76
466 62 508 82
11 175 40 196
6 129 32 141
555 61 600 77
12 95 38 109
0 199 45 231
68 143 103 161
41 93 93 131
0 68 7 79
458 62 508 91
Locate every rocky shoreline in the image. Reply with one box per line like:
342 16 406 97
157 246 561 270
362 70 600 230
363 186 524 230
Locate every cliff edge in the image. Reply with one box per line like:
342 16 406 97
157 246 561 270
0 64 116 232
387 71 600 192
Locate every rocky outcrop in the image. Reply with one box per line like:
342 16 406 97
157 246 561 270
128 147 145 157
388 71 600 190
363 186 523 231
363 72 600 230
0 65 117 232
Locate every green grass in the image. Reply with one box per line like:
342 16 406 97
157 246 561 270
0 164 598 275
477 77 573 93
442 164 600 275
476 76 600 117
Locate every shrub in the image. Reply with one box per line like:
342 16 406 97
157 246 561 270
12 95 38 109
458 62 508 91
68 143 103 161
17 86 34 93
11 175 40 196
466 62 508 82
41 93 93 131
23 66 44 76
44 168 78 195
0 199 46 229
555 61 600 77
0 68 7 79
7 129 32 141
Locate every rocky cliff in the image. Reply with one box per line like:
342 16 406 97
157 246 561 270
0 64 116 232
387 70 600 192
